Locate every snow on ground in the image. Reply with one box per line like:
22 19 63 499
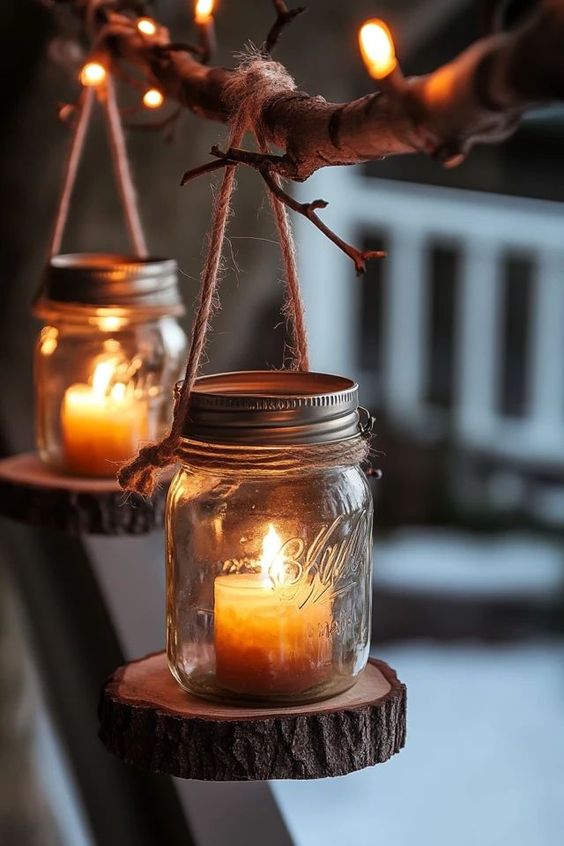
272 641 564 846
373 529 564 598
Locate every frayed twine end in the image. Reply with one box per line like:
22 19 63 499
117 436 180 498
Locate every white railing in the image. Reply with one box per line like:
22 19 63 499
295 170 564 467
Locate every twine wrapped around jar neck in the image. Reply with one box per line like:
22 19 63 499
176 435 374 477
118 54 373 497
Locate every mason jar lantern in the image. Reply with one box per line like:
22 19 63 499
166 371 374 706
34 254 187 477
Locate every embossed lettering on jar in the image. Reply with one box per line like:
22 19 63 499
166 371 374 706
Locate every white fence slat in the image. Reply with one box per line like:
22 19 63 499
294 174 564 465
456 241 502 445
382 229 427 420
528 249 564 443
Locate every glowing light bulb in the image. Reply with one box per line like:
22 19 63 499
195 0 214 24
79 61 107 88
358 19 397 80
142 88 164 109
136 17 157 36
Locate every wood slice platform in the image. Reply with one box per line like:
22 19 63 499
99 652 406 781
0 453 171 535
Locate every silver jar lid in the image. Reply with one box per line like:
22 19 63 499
182 371 363 446
34 253 184 318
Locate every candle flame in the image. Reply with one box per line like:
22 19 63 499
358 19 397 80
110 382 127 401
195 0 214 23
91 358 118 397
259 524 285 584
136 17 157 36
79 61 107 88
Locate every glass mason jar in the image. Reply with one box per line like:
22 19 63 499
166 371 374 706
34 254 187 477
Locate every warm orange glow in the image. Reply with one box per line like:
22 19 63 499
214 522 331 696
195 0 214 24
358 19 397 80
96 314 127 332
79 61 107 87
39 326 59 356
136 17 157 36
259 524 284 584
62 353 148 477
142 88 164 109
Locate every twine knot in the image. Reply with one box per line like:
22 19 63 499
223 51 297 142
117 435 179 496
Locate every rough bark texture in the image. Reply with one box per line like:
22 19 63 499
98 651 406 781
58 0 564 180
0 453 170 535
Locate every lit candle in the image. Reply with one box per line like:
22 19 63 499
214 525 332 698
61 354 148 477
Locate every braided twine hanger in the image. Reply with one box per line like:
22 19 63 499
118 54 372 497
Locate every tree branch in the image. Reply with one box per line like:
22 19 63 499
49 0 564 183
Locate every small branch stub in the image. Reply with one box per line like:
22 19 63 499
98 652 407 781
264 1 307 55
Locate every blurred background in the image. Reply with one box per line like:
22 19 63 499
1 0 564 844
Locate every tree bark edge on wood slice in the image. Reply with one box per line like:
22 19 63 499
98 651 407 781
0 453 172 535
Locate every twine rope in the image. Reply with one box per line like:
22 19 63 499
118 55 367 496
178 438 372 475
49 87 95 257
48 67 147 258
103 74 148 257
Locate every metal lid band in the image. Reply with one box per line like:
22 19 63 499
181 370 364 446
33 253 184 317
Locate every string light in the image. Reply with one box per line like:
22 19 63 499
142 88 164 109
195 0 214 24
79 61 107 88
358 20 397 81
136 17 158 36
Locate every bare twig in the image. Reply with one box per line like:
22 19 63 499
180 158 231 186
264 1 307 54
185 145 385 274
259 167 385 275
